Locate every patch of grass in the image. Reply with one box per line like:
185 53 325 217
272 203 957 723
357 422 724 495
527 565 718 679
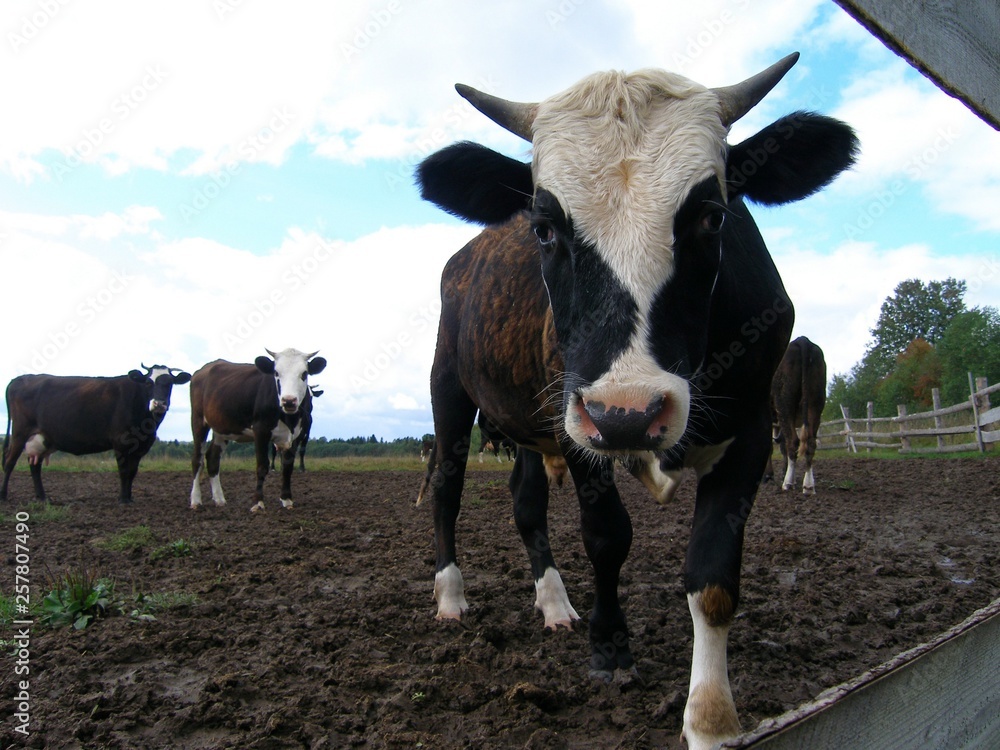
127 590 200 622
0 500 69 525
149 539 192 560
40 568 118 630
0 592 27 629
95 525 157 552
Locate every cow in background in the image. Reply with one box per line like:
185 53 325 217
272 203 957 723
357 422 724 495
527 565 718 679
416 52 856 749
477 411 515 463
767 336 827 494
1 365 191 504
270 385 323 472
189 349 326 511
420 435 435 462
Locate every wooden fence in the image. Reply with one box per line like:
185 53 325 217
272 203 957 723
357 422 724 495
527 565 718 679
818 375 999 454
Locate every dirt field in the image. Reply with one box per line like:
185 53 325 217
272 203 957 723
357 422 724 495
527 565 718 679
2 456 999 749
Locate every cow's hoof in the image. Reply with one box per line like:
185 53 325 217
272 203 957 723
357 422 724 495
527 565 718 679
279 498 294 509
250 501 265 513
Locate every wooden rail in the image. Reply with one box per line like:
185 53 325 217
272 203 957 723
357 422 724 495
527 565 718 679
817 375 997 454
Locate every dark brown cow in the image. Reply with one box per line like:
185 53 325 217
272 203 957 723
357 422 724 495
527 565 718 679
189 348 326 511
767 335 827 494
416 53 857 749
1 365 191 504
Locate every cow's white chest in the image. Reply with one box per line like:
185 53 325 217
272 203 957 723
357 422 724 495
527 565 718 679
271 420 301 452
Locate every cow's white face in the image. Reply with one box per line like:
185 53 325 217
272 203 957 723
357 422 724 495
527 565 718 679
256 348 327 414
528 72 730 454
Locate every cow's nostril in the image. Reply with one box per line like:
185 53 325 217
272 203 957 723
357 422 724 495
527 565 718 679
581 396 669 450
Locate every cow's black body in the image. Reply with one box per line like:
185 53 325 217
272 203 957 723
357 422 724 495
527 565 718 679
1 367 190 503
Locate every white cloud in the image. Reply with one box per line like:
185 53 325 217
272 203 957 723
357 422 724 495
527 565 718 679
772 239 1000 377
1 204 475 440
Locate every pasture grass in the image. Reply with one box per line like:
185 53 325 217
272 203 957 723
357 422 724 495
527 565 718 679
35 563 201 629
0 592 30 629
40 567 116 630
0 500 69 525
95 525 157 553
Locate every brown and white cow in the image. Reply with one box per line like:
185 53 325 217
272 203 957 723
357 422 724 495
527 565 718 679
767 335 827 494
415 53 857 748
189 348 326 511
477 411 515 463
1 365 191 504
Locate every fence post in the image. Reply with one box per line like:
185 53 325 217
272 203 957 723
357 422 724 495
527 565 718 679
839 405 857 453
969 372 986 453
897 404 910 453
867 401 874 455
932 388 945 449
975 376 990 411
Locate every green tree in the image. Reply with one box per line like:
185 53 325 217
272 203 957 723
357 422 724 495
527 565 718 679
874 338 942 414
936 306 1000 403
865 278 966 377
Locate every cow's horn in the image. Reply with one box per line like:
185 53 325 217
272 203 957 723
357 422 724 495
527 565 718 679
712 52 799 127
305 350 319 360
265 348 277 358
456 84 537 142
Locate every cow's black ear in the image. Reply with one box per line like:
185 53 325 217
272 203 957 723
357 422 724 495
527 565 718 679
128 369 147 382
307 357 327 376
417 141 533 225
255 356 275 374
172 371 192 385
727 112 859 205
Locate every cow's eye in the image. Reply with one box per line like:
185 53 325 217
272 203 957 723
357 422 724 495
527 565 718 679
300 372 307 381
533 222 556 251
701 209 725 235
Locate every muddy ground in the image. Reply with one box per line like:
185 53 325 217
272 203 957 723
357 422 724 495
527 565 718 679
1 456 999 749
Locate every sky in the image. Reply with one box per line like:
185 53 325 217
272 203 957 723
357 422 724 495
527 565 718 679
2 0 998 442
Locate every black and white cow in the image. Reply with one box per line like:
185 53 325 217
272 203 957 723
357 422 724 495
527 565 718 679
415 53 857 748
189 348 326 511
270 385 323 473
767 335 827 494
1 365 191 504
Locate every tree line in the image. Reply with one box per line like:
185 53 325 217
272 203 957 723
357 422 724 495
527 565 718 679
825 278 1000 420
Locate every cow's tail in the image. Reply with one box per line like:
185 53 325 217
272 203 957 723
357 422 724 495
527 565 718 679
415 440 438 506
797 342 811 460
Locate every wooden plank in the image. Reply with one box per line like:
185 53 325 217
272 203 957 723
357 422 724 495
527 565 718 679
894 400 972 421
978 405 1000 426
981 429 1000 445
907 443 982 455
832 0 1000 130
896 424 975 438
723 598 1000 749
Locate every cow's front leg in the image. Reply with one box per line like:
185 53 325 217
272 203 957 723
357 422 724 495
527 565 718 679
115 452 139 504
278 444 296 508
251 428 270 512
682 436 768 750
564 451 633 678
511 449 578 629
